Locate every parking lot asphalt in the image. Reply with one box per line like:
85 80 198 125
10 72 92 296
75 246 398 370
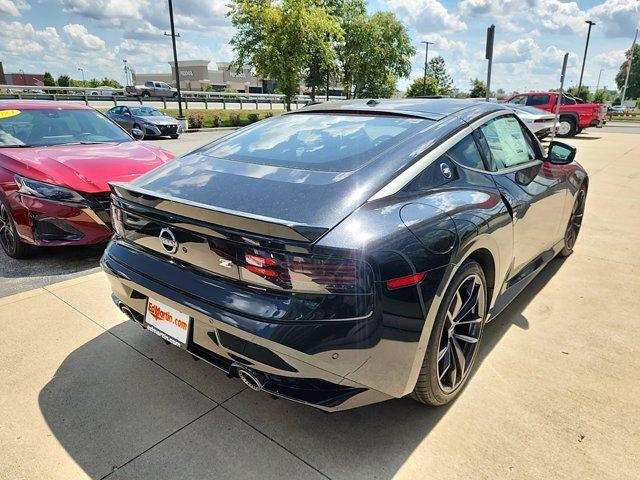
1 127 639 479
0 129 233 298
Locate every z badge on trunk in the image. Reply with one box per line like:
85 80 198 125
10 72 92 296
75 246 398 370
145 298 190 348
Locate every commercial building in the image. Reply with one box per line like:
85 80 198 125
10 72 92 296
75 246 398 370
132 60 343 95
0 62 45 86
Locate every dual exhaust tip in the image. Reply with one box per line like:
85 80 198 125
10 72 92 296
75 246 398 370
118 301 266 393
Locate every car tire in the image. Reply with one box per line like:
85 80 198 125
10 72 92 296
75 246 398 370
557 116 577 137
141 91 150 98
411 260 487 406
0 196 30 259
559 185 587 257
172 92 178 98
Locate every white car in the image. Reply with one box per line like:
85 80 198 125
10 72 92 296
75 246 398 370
608 105 627 114
504 104 556 139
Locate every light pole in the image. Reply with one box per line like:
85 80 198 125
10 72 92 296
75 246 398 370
595 68 604 93
577 20 596 96
621 29 638 106
164 0 184 120
77 67 85 85
19 69 25 85
485 25 495 102
421 40 434 96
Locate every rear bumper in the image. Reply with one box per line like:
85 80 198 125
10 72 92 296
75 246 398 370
101 240 408 411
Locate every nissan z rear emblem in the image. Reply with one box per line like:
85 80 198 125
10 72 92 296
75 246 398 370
219 258 233 269
159 228 178 255
440 163 452 179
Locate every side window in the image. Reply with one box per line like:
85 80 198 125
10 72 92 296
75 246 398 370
145 81 154 88
405 155 456 192
526 94 550 106
446 134 485 170
479 116 536 169
113 106 123 115
155 82 163 88
508 95 527 105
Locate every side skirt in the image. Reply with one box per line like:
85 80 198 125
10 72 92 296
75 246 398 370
486 240 564 322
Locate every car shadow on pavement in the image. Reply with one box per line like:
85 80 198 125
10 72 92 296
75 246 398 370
37 257 566 479
0 244 104 297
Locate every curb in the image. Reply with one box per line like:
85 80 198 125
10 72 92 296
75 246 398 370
185 127 241 133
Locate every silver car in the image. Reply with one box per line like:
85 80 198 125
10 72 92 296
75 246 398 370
106 106 182 139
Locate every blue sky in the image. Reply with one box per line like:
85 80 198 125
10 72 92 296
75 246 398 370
0 0 638 93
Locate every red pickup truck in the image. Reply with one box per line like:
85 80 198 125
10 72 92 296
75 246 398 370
505 91 606 137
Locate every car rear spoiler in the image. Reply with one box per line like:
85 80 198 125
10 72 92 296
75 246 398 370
110 183 328 243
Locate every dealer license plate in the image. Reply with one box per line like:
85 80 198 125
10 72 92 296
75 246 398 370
145 297 190 348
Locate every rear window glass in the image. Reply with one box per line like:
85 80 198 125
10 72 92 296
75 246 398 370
200 113 425 172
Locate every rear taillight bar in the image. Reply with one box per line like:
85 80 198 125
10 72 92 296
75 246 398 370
242 249 366 293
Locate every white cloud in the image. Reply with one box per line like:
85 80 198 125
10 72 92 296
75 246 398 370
63 23 106 50
461 0 638 37
384 0 467 34
58 0 229 32
0 0 29 17
418 33 468 55
588 0 640 38
0 20 64 56
494 38 539 63
0 19 119 79
460 0 589 33
59 0 144 22
594 49 627 68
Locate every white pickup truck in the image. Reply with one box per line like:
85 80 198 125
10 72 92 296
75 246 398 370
125 81 178 98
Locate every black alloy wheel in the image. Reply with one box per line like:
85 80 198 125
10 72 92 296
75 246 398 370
560 187 587 256
436 273 485 393
412 260 487 406
0 198 28 259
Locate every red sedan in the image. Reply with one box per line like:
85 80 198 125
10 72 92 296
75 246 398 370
0 101 174 258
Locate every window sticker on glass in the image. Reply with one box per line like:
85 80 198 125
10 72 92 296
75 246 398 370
0 110 21 119
481 117 532 169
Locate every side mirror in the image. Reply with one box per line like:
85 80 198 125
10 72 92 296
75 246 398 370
124 111 131 117
547 141 576 164
131 128 145 141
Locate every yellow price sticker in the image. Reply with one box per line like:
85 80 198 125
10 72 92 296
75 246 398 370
0 110 21 119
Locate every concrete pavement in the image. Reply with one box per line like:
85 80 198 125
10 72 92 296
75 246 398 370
1 129 639 479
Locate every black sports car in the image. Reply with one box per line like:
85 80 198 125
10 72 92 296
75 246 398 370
102 99 587 411
105 106 181 139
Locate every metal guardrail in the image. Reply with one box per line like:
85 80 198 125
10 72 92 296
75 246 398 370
0 84 345 102
0 91 312 110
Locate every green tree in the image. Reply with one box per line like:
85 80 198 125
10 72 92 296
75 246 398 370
567 86 591 102
342 11 414 98
57 75 70 87
593 88 611 103
615 44 640 100
469 78 486 98
228 0 342 110
405 77 439 97
43 72 56 87
305 0 358 100
426 56 453 95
